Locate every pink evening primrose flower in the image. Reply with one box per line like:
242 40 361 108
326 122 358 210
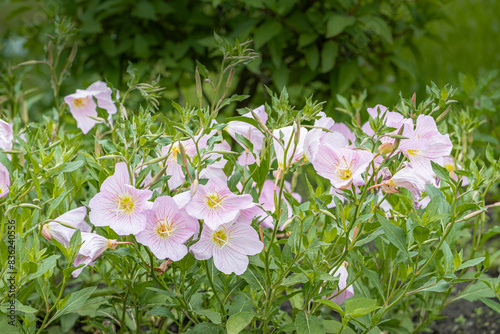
190 221 264 275
64 81 117 134
185 178 255 230
0 162 10 198
89 162 153 235
273 126 308 169
311 146 374 189
225 105 268 166
398 115 453 175
327 265 354 306
41 207 91 246
136 196 198 261
255 179 301 229
72 232 129 277
0 119 13 151
382 167 427 205
441 156 469 186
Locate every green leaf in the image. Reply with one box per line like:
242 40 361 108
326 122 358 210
295 311 326 334
60 160 84 173
186 322 225 334
280 273 309 287
345 298 380 318
413 226 430 245
314 299 344 316
323 320 356 334
460 73 476 96
254 20 282 49
304 44 319 71
321 41 338 73
377 214 408 256
49 287 97 325
27 255 60 280
486 144 495 164
431 161 450 182
457 257 485 271
480 298 500 315
226 311 256 334
196 60 209 78
46 189 73 219
195 309 222 324
326 14 356 38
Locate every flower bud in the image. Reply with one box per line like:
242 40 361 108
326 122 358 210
378 142 394 155
41 224 52 241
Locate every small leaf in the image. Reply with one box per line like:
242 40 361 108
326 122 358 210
326 14 356 38
295 311 326 334
226 311 256 334
457 257 485 271
377 214 408 256
195 309 221 324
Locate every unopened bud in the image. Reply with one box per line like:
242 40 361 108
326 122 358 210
251 109 269 133
41 225 52 241
48 40 53 64
191 178 199 196
281 216 296 230
293 115 301 147
378 142 394 156
436 106 451 122
178 141 188 169
67 42 78 64
120 104 128 120
195 66 202 109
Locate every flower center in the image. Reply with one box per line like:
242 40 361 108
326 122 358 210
444 164 455 172
0 187 3 195
172 145 180 158
407 149 419 156
212 227 229 248
333 157 354 180
156 219 175 238
116 194 136 215
73 97 89 107
205 193 225 209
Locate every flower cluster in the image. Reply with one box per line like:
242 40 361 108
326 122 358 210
40 83 460 294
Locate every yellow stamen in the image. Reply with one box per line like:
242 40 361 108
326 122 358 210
333 156 355 181
116 194 136 215
407 149 419 156
205 193 227 209
444 164 455 172
212 227 229 248
156 219 176 238
73 97 89 107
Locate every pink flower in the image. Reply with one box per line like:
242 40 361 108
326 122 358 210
304 129 348 162
225 105 268 166
256 180 301 228
311 147 374 189
441 156 469 186
331 122 356 146
0 119 13 151
64 81 117 134
398 115 453 175
42 207 91 246
185 178 255 230
136 196 198 261
190 221 264 275
89 162 153 235
0 162 10 198
273 126 308 169
382 167 427 205
327 265 354 306
72 233 125 277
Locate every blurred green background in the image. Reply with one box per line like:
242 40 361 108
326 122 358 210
0 0 499 126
